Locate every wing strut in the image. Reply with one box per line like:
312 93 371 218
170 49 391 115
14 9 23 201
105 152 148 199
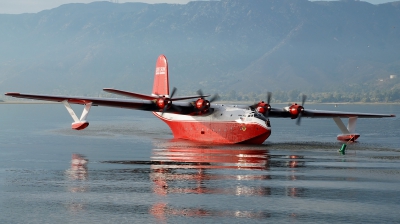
62 100 92 130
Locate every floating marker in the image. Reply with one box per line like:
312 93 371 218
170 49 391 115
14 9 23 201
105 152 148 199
339 143 347 155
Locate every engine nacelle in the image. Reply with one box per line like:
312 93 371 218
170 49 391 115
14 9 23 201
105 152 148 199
195 98 210 112
288 103 304 119
72 121 89 130
255 101 271 115
156 97 172 110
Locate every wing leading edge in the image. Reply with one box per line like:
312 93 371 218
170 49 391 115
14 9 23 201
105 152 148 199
262 108 396 118
4 92 193 114
266 108 395 118
301 109 395 118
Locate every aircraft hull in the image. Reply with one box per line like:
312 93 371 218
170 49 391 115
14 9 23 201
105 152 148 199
154 112 271 144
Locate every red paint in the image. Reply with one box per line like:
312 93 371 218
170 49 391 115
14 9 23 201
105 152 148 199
68 99 91 104
289 103 304 119
255 101 270 114
337 134 360 142
72 121 89 130
154 113 271 144
152 55 169 96
154 147 269 169
193 98 211 114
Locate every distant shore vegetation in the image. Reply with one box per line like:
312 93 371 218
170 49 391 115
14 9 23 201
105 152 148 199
220 88 400 103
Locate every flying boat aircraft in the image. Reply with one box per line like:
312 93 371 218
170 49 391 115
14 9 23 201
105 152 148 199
5 55 395 144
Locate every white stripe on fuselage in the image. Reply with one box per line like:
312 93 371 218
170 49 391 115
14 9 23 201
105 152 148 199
154 105 269 129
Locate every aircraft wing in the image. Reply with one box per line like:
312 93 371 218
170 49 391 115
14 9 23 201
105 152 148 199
268 108 395 118
103 88 157 100
103 88 210 101
4 92 194 114
301 109 395 118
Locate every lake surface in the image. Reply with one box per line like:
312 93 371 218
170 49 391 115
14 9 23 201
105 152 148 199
1 103 399 223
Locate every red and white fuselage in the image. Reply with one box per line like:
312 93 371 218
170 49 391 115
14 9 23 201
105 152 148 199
153 106 271 144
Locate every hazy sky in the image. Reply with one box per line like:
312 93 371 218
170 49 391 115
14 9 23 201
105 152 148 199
0 0 396 14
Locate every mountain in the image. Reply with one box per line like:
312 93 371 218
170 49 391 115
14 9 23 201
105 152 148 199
1 0 399 98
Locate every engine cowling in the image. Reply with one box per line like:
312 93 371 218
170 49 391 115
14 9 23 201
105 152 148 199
195 98 210 113
156 97 172 111
288 103 304 119
255 101 271 115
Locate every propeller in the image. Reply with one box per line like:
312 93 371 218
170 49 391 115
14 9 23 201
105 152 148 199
288 94 307 125
197 89 220 103
160 87 177 115
194 89 220 112
208 93 220 103
158 87 214 116
296 94 306 125
265 91 272 117
251 92 272 117
155 87 182 116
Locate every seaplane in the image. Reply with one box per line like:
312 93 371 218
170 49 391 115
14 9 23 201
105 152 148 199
5 55 395 144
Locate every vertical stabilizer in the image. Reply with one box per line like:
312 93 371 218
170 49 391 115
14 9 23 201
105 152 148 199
152 55 169 97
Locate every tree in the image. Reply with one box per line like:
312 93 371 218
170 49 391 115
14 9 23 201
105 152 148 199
288 90 301 102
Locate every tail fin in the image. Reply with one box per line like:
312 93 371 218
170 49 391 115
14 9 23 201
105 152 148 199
152 55 169 97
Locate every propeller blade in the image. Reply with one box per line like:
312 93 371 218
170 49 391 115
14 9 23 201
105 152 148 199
171 104 182 113
266 92 272 117
161 99 170 116
161 105 167 116
161 87 178 116
170 87 177 99
209 94 220 103
296 94 306 125
267 92 272 105
296 114 302 126
301 94 306 106
197 89 204 98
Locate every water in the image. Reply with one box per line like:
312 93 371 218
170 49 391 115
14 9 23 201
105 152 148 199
0 103 399 223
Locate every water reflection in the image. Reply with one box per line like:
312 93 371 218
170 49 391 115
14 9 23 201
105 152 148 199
64 154 89 213
148 143 304 221
151 147 270 170
101 142 307 221
150 146 271 197
65 154 89 182
150 202 271 221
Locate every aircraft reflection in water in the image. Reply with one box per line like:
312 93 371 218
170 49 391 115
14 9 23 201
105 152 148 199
148 143 305 220
86 143 305 220
64 154 89 212
65 153 89 182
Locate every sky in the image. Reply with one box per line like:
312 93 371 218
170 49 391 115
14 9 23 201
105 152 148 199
0 0 396 14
